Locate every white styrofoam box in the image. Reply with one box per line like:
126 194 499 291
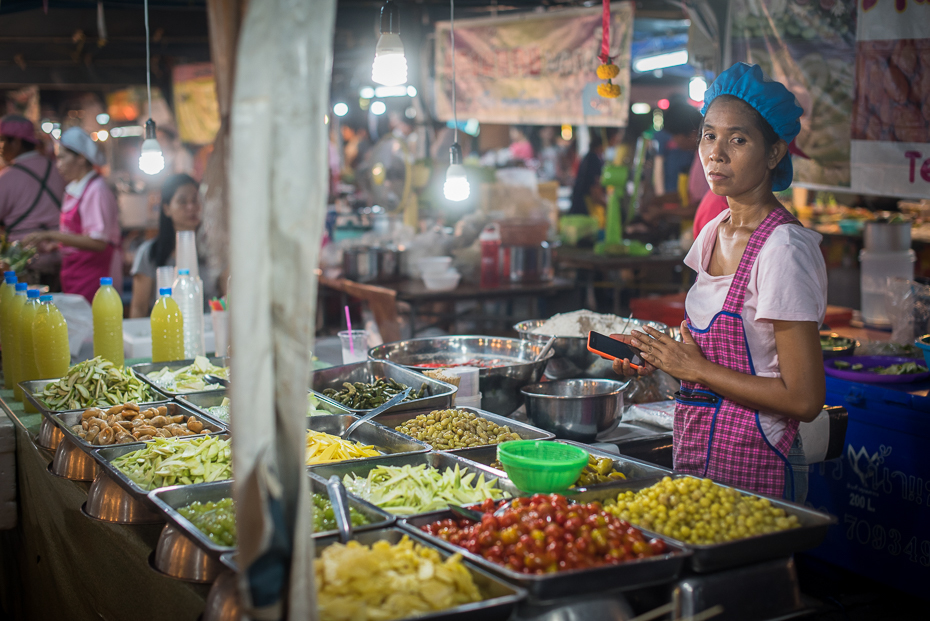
123 314 216 360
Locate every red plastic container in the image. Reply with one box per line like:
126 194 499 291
630 293 687 328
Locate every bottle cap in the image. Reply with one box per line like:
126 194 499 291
4 273 16 284
40 294 53 302
27 289 40 299
178 269 190 276
159 287 172 296
100 277 113 286
15 282 27 292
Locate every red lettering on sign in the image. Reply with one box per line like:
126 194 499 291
922 158 930 183
906 151 922 183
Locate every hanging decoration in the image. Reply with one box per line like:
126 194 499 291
596 0 621 99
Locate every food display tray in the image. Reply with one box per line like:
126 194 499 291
310 360 456 415
93 432 232 505
374 406 554 455
307 451 522 514
21 378 171 421
313 527 527 621
179 389 354 422
52 401 227 456
401 505 689 600
148 478 395 557
572 475 837 573
306 415 431 463
130 357 228 398
454 439 671 484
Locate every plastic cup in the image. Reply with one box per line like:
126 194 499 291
211 310 229 357
156 266 176 292
338 330 369 364
176 230 199 278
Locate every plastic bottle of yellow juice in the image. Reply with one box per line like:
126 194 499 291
92 276 124 367
151 287 184 363
33 294 70 380
0 272 18 389
18 289 41 411
7 283 28 400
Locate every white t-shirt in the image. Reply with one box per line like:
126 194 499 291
684 209 828 446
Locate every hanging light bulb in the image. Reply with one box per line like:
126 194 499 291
139 119 165 175
444 143 469 201
138 0 164 175
443 0 469 202
372 1 407 86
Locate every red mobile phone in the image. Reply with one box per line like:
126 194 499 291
586 331 644 369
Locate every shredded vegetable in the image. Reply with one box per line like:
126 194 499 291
305 430 380 465
111 435 232 491
148 356 227 393
343 464 506 516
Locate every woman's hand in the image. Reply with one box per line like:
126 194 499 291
22 231 59 253
608 333 657 377
629 322 708 383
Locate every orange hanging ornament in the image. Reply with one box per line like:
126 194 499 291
595 0 621 99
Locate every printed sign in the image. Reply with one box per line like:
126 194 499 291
173 63 221 145
850 0 930 198
434 3 633 127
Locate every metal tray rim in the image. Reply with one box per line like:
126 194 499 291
305 415 433 465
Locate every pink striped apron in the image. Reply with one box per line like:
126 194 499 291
675 205 800 499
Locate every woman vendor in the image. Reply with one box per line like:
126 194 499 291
129 173 216 317
612 63 827 503
24 127 121 302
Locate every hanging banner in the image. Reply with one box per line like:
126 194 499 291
434 2 633 127
850 0 930 198
731 0 858 189
173 63 221 145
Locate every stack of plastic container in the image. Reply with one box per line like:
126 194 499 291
173 231 205 358
860 222 915 327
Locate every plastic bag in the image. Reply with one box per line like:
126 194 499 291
625 369 680 404
623 400 675 430
886 277 930 346
50 293 92 360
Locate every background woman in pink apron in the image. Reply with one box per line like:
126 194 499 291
24 127 121 302
612 63 828 502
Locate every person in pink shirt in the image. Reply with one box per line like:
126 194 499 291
24 127 121 302
0 115 64 241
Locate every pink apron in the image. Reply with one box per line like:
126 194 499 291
675 205 800 499
59 174 116 303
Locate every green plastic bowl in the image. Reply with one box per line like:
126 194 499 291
497 440 589 494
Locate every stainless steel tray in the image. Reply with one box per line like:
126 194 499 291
179 389 354 423
401 504 689 600
306 415 430 463
93 433 232 504
374 406 554 455
130 357 228 398
21 377 170 420
572 475 837 573
147 478 395 556
52 401 227 457
310 360 456 415
307 452 522 515
314 527 526 621
453 439 671 485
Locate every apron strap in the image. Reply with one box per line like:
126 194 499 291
5 160 62 233
722 205 799 315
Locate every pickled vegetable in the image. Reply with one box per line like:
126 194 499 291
111 436 232 491
179 493 371 547
148 356 227 393
394 409 522 450
342 464 506 515
321 378 425 409
604 476 800 545
305 430 380 465
315 536 482 621
40 357 154 410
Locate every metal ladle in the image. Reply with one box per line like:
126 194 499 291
325 476 353 544
339 387 412 439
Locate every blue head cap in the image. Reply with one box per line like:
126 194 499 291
4 272 16 284
40 294 53 302
15 282 27 292
27 289 40 299
701 62 804 192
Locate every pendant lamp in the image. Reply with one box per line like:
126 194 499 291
443 0 469 202
138 0 164 175
372 1 407 86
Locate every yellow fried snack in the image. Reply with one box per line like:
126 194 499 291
596 63 620 79
316 536 482 621
305 430 381 465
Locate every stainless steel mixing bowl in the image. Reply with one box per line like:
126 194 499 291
367 336 554 416
84 472 163 524
152 524 225 583
50 438 98 481
520 379 630 442
514 318 669 380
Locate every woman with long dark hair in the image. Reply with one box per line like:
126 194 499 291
129 173 215 317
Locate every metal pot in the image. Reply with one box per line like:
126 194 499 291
521 379 629 442
342 246 404 283
504 242 555 283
